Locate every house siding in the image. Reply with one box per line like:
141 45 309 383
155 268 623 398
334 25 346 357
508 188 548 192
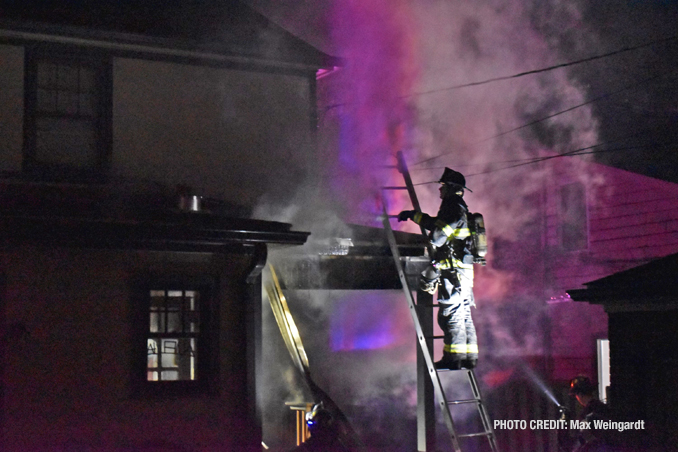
546 161 678 292
0 246 258 451
544 160 678 382
112 58 315 208
0 43 317 211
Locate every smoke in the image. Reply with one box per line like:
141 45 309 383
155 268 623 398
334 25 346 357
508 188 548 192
252 0 616 448
260 287 420 449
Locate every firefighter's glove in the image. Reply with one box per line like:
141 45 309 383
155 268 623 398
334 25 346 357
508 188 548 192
397 210 415 222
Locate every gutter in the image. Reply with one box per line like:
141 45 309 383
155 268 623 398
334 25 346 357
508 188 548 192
0 23 337 73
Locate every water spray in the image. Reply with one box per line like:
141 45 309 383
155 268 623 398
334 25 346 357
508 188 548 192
520 363 565 410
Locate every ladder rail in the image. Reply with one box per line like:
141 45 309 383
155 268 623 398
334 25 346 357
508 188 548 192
467 369 500 451
394 151 434 257
381 210 463 452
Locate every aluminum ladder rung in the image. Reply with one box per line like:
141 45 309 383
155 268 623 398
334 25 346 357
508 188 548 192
447 399 480 405
458 432 493 439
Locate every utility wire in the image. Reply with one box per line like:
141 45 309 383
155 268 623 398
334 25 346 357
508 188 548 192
395 129 657 173
412 71 673 166
320 35 678 114
404 35 678 98
410 138 673 185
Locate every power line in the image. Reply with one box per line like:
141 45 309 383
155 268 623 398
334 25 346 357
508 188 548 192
412 71 674 166
403 34 678 98
320 35 678 114
410 139 674 185
412 128 657 171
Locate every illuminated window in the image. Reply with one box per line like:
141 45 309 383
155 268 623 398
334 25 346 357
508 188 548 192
147 290 201 382
559 182 588 251
23 48 111 179
132 278 214 397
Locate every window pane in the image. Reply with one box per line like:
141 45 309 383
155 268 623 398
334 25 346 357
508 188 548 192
161 371 179 381
190 338 197 380
161 339 178 368
186 311 200 333
79 93 94 116
57 91 79 115
35 117 96 167
79 67 95 92
150 292 164 309
37 63 57 88
147 339 158 378
57 64 79 90
166 294 182 311
167 312 181 333
175 338 197 381
37 89 56 112
186 291 199 311
149 312 160 333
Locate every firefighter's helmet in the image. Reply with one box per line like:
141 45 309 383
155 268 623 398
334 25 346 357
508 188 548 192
306 402 333 434
569 375 596 396
439 167 471 192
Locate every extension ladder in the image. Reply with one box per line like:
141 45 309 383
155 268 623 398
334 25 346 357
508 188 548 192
381 151 499 452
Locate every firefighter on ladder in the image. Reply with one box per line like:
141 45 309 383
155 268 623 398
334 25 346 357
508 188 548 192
398 167 478 370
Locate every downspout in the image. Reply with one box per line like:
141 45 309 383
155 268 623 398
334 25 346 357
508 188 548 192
245 243 268 452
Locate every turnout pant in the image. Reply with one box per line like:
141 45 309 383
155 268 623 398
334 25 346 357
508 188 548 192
437 267 478 361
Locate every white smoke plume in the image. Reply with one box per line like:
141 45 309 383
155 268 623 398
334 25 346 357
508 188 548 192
247 0 618 448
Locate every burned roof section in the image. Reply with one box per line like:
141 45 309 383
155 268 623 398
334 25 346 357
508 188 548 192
272 223 429 291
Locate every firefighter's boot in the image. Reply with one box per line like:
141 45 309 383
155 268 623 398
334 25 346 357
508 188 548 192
461 358 477 369
434 352 463 370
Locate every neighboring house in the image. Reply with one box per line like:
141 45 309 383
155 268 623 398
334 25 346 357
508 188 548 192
0 1 335 451
568 252 678 451
486 157 678 379
542 160 678 382
477 157 678 451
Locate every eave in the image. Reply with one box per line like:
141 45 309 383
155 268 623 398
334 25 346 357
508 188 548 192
567 252 678 312
0 20 339 74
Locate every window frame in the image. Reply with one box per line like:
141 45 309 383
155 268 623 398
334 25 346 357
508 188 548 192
22 44 112 182
131 276 218 398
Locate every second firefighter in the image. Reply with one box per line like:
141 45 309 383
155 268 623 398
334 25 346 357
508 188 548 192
398 167 479 370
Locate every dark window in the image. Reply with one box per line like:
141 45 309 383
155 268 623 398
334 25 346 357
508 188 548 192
559 182 588 251
23 47 111 180
132 278 216 397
